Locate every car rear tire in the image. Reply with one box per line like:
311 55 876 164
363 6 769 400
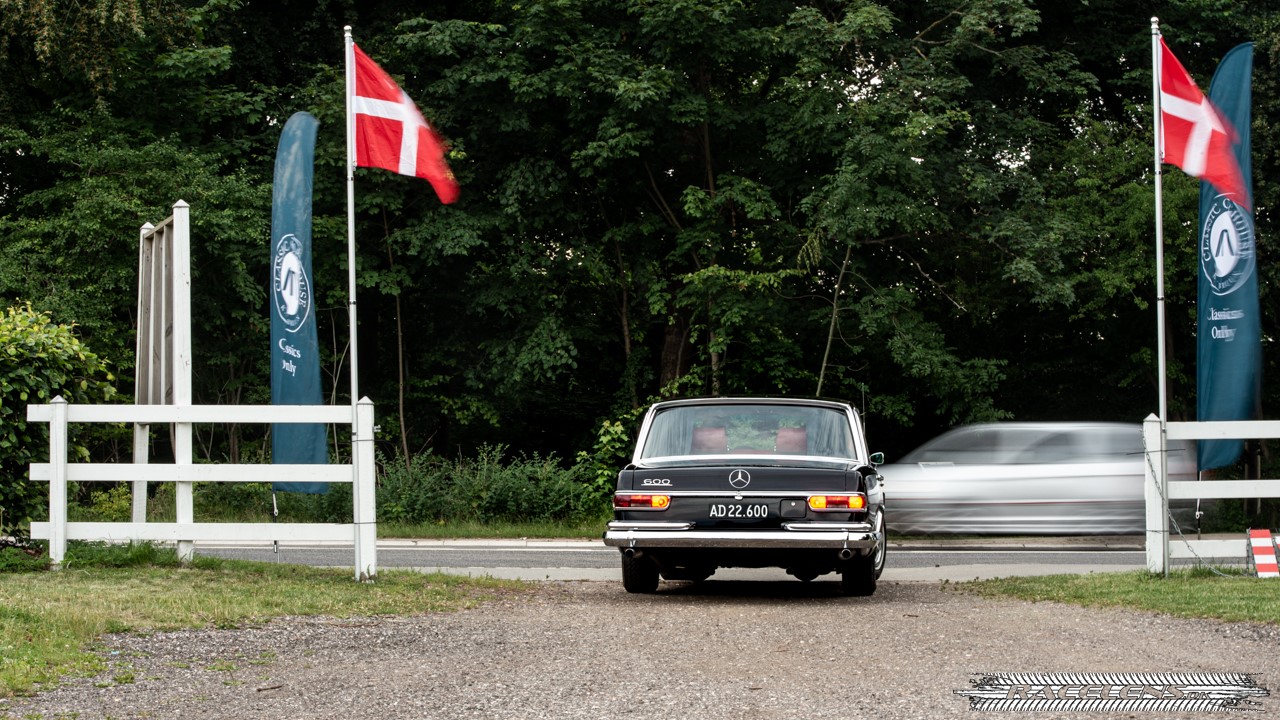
621 552 660 593
841 511 886 597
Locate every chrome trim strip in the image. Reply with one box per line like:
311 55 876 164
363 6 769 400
781 522 874 532
606 521 694 531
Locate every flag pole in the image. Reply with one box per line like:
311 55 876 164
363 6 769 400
1151 17 1168 429
344 24 362 486
344 26 360 415
1150 16 1171 576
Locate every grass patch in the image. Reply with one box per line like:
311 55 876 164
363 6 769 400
0 543 527 698
964 567 1280 624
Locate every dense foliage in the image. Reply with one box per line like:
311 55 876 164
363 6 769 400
2 0 1278 471
378 446 602 525
0 305 117 535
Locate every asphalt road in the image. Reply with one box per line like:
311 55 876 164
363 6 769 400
192 535 1207 582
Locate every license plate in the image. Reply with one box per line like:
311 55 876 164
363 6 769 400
708 502 771 519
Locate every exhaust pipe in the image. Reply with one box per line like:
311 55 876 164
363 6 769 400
623 548 638 558
838 548 854 561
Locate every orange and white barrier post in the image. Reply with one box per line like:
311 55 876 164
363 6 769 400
1247 529 1279 578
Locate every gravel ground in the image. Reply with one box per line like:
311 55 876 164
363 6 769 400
3 578 1279 720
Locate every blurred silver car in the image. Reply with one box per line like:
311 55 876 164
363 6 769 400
881 422 1199 535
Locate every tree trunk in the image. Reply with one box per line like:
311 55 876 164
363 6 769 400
708 298 722 396
394 292 410 469
817 245 853 398
614 240 639 408
660 311 692 388
385 224 411 470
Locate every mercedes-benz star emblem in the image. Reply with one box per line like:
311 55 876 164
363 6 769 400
728 469 751 489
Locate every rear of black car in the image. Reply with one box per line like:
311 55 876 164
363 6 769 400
602 398 885 595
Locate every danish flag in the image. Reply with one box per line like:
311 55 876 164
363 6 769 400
1159 39 1250 210
350 43 459 204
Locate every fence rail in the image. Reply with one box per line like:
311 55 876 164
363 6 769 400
25 396 378 580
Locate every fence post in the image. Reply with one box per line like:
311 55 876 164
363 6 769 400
172 200 195 563
1143 414 1168 573
132 221 155 525
47 396 69 566
132 424 149 523
353 397 377 581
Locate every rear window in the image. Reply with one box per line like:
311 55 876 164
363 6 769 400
640 404 854 460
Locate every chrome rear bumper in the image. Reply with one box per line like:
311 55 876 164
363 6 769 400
603 520 879 550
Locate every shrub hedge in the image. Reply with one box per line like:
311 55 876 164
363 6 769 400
0 305 117 537
60 444 610 529
378 445 606 525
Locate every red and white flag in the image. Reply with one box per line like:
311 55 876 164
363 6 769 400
350 43 459 204
1159 38 1250 210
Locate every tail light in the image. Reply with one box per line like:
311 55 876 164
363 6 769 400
808 494 866 511
614 493 671 510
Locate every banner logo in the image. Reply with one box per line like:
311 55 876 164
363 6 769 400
1201 198 1255 296
272 233 313 333
955 672 1268 713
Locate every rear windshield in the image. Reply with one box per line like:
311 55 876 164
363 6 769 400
640 404 854 460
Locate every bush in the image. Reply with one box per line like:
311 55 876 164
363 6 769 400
576 417 640 497
0 539 49 572
72 482 134 522
138 480 355 524
378 445 605 525
0 304 117 537
61 540 182 568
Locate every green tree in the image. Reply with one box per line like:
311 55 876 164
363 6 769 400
389 0 1106 443
0 0 287 460
1 0 1277 470
0 305 117 537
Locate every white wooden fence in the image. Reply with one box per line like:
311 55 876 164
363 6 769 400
1144 413 1280 572
26 397 378 580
